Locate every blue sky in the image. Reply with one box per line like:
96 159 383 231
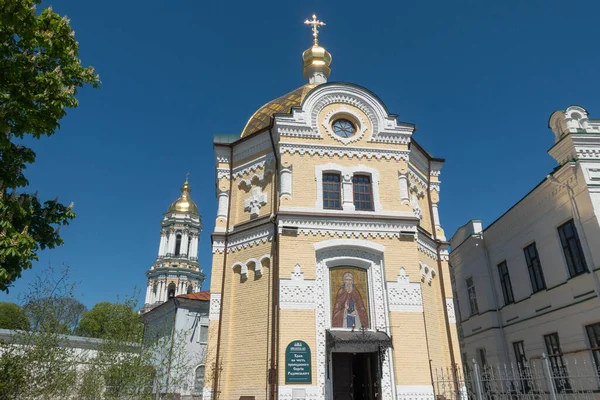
3 0 600 309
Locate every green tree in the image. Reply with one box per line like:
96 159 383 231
0 0 100 291
77 301 143 341
24 296 86 334
0 302 30 330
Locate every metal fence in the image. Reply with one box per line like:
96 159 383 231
435 353 600 400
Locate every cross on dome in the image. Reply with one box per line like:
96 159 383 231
304 14 325 46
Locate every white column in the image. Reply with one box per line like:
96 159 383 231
158 233 167 257
432 203 441 229
342 173 355 211
398 173 409 204
191 236 198 258
181 233 189 256
217 190 229 219
280 166 293 198
168 232 176 254
159 281 165 302
145 283 152 304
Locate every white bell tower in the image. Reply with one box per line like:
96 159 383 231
142 176 205 312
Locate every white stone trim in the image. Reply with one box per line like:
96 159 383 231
209 293 221 321
409 167 428 189
280 143 409 161
280 279 316 310
280 215 417 239
417 233 439 260
280 165 293 198
419 262 436 285
233 153 274 179
227 225 274 253
278 385 321 399
279 206 414 219
314 240 396 400
214 146 230 163
314 163 382 212
388 268 423 313
216 168 230 180
232 132 271 162
446 298 456 324
321 106 369 145
396 385 435 400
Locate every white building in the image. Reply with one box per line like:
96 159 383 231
143 177 205 313
141 292 210 399
449 105 600 378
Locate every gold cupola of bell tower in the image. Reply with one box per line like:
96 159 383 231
302 14 332 84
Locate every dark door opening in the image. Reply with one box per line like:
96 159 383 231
332 352 379 400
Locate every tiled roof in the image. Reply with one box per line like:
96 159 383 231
176 290 210 301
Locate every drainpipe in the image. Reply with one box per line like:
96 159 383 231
474 233 511 365
547 165 600 298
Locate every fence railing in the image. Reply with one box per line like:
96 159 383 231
435 353 600 400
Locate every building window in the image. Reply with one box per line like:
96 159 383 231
497 261 514 305
187 235 192 255
524 243 546 293
557 219 588 277
322 173 342 209
585 322 600 376
187 285 194 294
194 365 205 392
175 234 182 256
476 348 487 367
167 283 176 298
513 341 530 393
352 174 374 211
198 325 209 344
466 277 478 316
544 333 571 391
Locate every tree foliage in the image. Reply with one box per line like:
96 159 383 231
0 301 30 330
77 301 143 341
0 0 100 291
24 295 86 334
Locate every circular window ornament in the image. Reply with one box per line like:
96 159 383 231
332 119 356 138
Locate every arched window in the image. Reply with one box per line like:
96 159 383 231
167 283 176 298
187 285 193 294
187 235 192 255
194 365 205 392
175 234 182 256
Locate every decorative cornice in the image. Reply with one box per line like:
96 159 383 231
232 153 274 179
409 167 428 189
276 121 322 139
417 233 439 260
279 215 417 239
397 385 435 400
216 168 230 180
226 225 274 253
232 133 271 162
430 181 441 192
280 143 409 161
321 106 368 145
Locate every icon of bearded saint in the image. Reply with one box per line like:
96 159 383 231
331 272 369 329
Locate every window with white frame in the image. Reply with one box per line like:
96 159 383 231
315 164 380 212
194 365 205 392
198 324 208 344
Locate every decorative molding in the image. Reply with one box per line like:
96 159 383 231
409 168 428 189
214 146 230 163
410 194 422 220
280 165 293 198
290 263 304 280
232 254 271 278
232 133 271 162
396 385 435 400
209 293 221 321
280 143 409 161
216 168 230 180
279 279 316 310
244 187 268 217
430 181 441 192
212 237 225 254
227 225 274 253
388 268 423 312
446 298 456 323
417 233 439 260
419 262 436 285
321 106 368 145
277 123 322 139
278 385 321 400
233 154 274 179
280 215 417 239
202 387 213 400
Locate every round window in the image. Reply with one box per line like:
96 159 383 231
332 119 356 138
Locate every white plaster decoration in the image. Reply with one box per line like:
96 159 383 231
321 106 368 145
417 233 439 260
396 385 435 400
280 165 293 198
244 187 267 217
209 293 221 321
398 172 409 204
280 143 409 161
216 189 229 220
429 181 440 192
232 133 271 162
145 284 152 305
276 121 322 139
279 215 417 239
212 237 225 254
181 233 189 256
419 262 436 285
388 268 423 312
278 385 321 400
446 298 456 324
432 203 441 230
411 194 422 220
214 146 230 163
299 84 414 146
201 387 213 400
314 163 382 212
246 254 271 276
409 168 428 190
291 264 304 280
233 154 274 180
279 279 316 310
158 234 167 257
232 261 248 277
216 168 230 180
314 239 395 400
227 225 273 253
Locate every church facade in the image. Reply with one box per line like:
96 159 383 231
204 16 461 400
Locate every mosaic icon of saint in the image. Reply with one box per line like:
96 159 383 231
331 272 369 329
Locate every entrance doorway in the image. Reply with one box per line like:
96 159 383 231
332 352 379 400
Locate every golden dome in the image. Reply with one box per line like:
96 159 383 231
240 84 317 138
167 178 199 215
302 45 332 80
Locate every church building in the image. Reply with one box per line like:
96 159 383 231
142 178 206 313
204 16 461 400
